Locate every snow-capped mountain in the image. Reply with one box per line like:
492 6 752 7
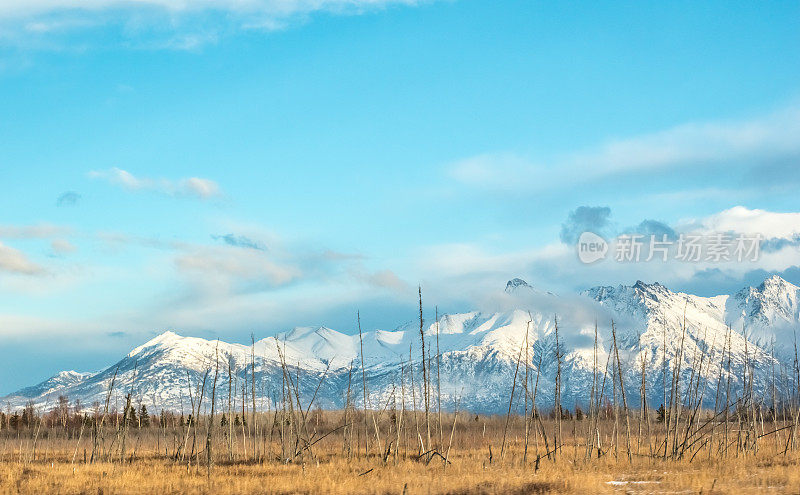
4 276 799 414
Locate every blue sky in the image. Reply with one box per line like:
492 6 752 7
2 0 800 393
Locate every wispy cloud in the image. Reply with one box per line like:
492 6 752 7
0 242 44 275
211 233 266 251
50 238 77 255
96 231 189 252
0 0 425 20
175 245 300 293
350 267 412 293
574 106 800 177
1 0 429 50
172 237 379 300
89 167 222 200
449 105 800 193
0 223 72 239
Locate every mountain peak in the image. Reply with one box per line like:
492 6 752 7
127 330 185 357
632 280 664 291
759 274 793 291
149 330 182 344
505 278 531 293
727 275 800 330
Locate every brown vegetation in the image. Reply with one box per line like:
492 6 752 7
2 403 800 494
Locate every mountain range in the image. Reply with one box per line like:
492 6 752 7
4 276 799 414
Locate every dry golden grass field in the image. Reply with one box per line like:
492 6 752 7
3 409 800 494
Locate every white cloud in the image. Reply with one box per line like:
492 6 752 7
89 167 145 188
418 242 552 279
448 153 537 190
0 223 72 239
577 106 800 176
0 0 428 49
180 177 220 198
0 0 423 19
449 105 800 192
364 269 409 291
51 238 77 254
683 206 800 240
175 245 301 293
0 242 44 275
89 167 222 199
0 314 78 338
350 267 411 294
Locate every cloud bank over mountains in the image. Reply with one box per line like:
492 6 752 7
3 134 800 348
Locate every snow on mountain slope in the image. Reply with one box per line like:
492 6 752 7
8 370 95 400
725 275 800 353
584 280 775 409
4 276 798 414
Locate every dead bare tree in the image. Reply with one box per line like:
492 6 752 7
554 316 562 459
418 286 431 452
91 367 117 464
611 321 631 462
250 333 257 461
435 306 443 450
358 311 369 458
500 329 527 461
207 344 220 477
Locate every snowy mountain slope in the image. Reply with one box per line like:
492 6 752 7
4 276 798 414
583 280 776 410
8 370 96 401
725 275 800 354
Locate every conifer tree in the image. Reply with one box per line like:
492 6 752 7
139 405 150 427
